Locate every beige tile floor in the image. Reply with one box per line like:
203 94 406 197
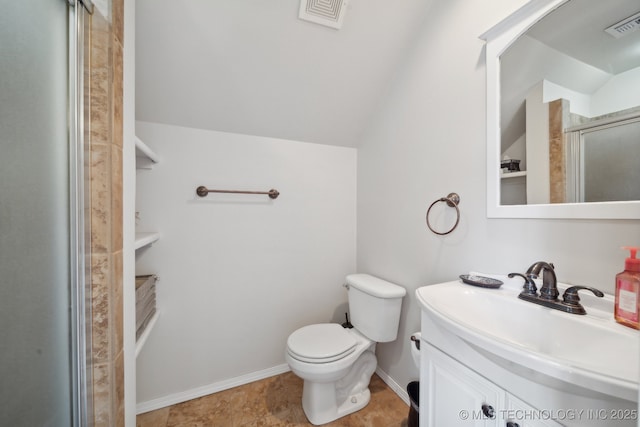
136 372 410 427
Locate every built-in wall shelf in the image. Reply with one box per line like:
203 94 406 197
135 232 160 250
135 310 160 358
133 137 161 364
135 136 159 169
501 171 527 179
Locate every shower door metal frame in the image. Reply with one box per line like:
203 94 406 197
68 0 93 425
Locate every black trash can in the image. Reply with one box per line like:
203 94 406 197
407 381 419 427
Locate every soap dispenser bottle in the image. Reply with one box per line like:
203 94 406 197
615 246 640 329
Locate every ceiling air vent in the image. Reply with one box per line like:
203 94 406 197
299 0 348 30
605 11 640 38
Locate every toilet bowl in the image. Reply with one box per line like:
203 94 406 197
286 324 377 424
285 274 406 425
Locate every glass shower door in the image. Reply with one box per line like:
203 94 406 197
0 1 90 425
582 119 640 202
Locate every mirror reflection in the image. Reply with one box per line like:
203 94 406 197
499 0 640 205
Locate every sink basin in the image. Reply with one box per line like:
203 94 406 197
416 277 639 402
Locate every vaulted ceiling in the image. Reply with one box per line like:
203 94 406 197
135 0 433 147
499 0 640 151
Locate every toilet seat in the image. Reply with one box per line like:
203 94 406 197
287 324 357 364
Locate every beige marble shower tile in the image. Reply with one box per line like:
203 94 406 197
91 143 112 254
90 73 111 147
112 39 123 149
112 250 123 356
112 0 124 45
91 11 111 68
93 362 113 427
549 136 566 203
111 145 123 251
90 13 112 147
548 99 564 141
548 99 566 203
114 351 125 427
91 253 111 363
88 5 121 427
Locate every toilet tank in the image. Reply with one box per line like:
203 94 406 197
346 274 406 342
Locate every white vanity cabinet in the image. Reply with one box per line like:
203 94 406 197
421 342 562 427
422 342 502 426
505 394 563 427
416 280 638 427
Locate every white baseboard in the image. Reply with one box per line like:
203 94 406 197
137 364 410 415
375 366 410 406
136 364 291 414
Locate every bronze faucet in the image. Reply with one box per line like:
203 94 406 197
509 262 604 315
526 261 558 300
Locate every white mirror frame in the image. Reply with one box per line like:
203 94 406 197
481 0 640 219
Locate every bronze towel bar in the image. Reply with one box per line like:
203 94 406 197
196 186 280 199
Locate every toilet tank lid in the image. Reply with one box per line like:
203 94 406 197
346 274 406 298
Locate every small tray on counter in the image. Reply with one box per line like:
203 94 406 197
459 274 503 289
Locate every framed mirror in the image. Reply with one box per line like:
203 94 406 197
482 0 640 219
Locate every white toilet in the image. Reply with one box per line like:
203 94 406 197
285 274 406 425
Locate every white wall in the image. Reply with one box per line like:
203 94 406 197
543 79 591 117
590 66 640 117
543 69 640 119
356 0 640 395
134 122 357 407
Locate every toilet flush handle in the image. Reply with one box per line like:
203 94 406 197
410 334 421 350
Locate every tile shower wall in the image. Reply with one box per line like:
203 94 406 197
549 99 567 203
88 0 124 425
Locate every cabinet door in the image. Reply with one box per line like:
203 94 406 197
504 394 564 427
421 343 503 427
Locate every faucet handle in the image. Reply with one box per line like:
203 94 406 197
563 286 604 304
562 286 604 314
508 272 537 296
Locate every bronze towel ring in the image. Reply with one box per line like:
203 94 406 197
426 193 460 235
